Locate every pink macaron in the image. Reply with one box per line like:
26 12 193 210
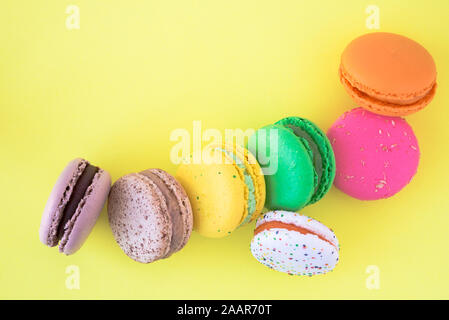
39 158 111 255
327 108 420 200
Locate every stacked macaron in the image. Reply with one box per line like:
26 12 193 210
38 31 436 278
37 120 338 272
40 162 194 263
245 117 339 276
329 32 436 200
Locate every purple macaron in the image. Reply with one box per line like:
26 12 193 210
39 158 111 255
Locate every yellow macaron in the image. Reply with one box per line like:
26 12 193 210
176 143 265 238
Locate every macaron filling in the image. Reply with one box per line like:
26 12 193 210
254 221 337 249
218 148 257 225
339 67 436 106
139 170 184 257
56 164 99 239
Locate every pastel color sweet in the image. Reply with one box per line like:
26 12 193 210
248 116 335 211
108 169 193 263
39 158 111 255
250 211 339 276
176 143 265 238
340 32 437 116
327 107 420 200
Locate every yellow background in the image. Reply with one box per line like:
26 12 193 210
1 0 448 299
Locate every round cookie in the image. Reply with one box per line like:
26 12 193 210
327 107 420 200
340 32 437 116
176 143 265 238
108 169 193 263
251 210 339 276
248 116 335 211
39 158 111 255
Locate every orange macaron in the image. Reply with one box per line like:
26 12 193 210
339 32 437 116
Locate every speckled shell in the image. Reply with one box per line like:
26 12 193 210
250 211 339 276
327 107 420 200
107 170 193 263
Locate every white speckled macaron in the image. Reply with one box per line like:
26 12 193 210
250 211 340 276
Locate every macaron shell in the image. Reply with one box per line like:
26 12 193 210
146 169 193 255
340 32 436 116
340 68 436 116
251 228 339 276
176 148 247 238
39 158 86 247
251 211 339 276
248 124 315 211
60 169 111 255
341 32 436 97
256 210 339 248
108 173 173 263
275 117 336 205
229 144 266 223
327 107 420 200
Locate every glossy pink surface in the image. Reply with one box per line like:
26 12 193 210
327 108 420 200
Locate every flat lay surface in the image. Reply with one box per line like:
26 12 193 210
1 0 449 299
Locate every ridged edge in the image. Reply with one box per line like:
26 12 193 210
276 117 335 205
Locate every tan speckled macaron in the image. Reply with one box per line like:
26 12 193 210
108 169 193 263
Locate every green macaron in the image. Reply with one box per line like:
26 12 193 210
248 116 335 211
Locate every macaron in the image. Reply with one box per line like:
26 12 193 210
39 158 111 255
340 32 437 116
248 116 335 211
327 107 420 200
251 210 339 276
176 143 265 238
108 169 193 263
